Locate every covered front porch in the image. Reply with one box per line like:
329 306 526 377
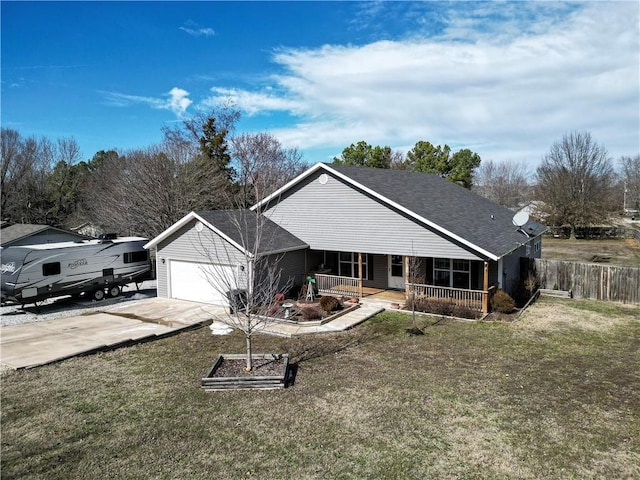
308 251 496 313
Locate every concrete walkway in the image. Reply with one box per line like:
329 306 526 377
258 300 387 337
0 297 394 370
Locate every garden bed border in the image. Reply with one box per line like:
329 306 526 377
201 353 290 391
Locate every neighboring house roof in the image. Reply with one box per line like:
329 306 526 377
70 222 101 238
144 210 308 257
254 162 546 261
0 224 91 247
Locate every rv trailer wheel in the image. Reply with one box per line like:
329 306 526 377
93 289 105 301
108 286 121 298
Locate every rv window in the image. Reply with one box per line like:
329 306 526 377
124 251 148 264
43 262 61 276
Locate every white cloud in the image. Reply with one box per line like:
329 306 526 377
103 87 192 117
200 2 639 164
179 22 215 37
202 87 302 116
166 87 192 116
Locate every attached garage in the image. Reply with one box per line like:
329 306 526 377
169 260 238 305
144 210 308 307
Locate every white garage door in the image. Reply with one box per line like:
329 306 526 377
169 260 238 305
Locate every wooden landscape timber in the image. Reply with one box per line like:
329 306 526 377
201 354 290 391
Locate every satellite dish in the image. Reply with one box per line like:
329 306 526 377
512 210 530 227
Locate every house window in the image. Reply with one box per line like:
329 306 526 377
339 252 368 279
390 255 403 277
43 262 61 276
434 258 450 287
124 251 148 264
534 241 540 253
433 258 470 289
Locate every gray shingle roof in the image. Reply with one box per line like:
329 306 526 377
0 224 48 246
195 210 308 255
326 163 546 259
0 224 89 247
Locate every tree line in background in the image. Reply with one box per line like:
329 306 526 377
332 140 481 189
1 108 306 238
333 133 639 236
2 111 639 239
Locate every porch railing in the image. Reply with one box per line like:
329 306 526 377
406 283 492 312
315 274 361 297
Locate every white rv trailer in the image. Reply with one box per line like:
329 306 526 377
0 236 153 305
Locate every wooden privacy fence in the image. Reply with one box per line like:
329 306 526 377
534 259 640 304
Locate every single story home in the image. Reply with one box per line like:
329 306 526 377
145 163 546 313
0 223 93 248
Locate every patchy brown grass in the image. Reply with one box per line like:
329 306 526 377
517 296 640 333
542 237 640 267
2 298 639 479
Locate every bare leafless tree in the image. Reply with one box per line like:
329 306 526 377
193 209 296 372
536 132 616 236
620 154 640 212
162 108 240 211
473 160 532 210
81 109 241 238
47 138 83 225
1 128 54 224
389 150 407 170
191 132 307 370
231 132 306 207
162 104 240 147
406 253 424 334
82 146 195 237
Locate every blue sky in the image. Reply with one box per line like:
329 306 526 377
2 1 639 169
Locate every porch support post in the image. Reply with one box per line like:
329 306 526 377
358 252 363 298
482 261 489 314
403 255 410 297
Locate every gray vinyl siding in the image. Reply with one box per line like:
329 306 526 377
366 254 388 289
488 260 499 288
261 249 307 294
500 236 543 295
154 254 168 297
264 170 482 261
501 244 527 295
155 220 246 298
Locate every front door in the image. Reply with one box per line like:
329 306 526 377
388 255 404 290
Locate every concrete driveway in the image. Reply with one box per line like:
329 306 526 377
0 298 227 370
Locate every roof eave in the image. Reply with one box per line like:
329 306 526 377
144 212 253 258
258 243 309 257
251 162 326 211
498 226 549 258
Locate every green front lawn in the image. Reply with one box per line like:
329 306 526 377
2 297 639 479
